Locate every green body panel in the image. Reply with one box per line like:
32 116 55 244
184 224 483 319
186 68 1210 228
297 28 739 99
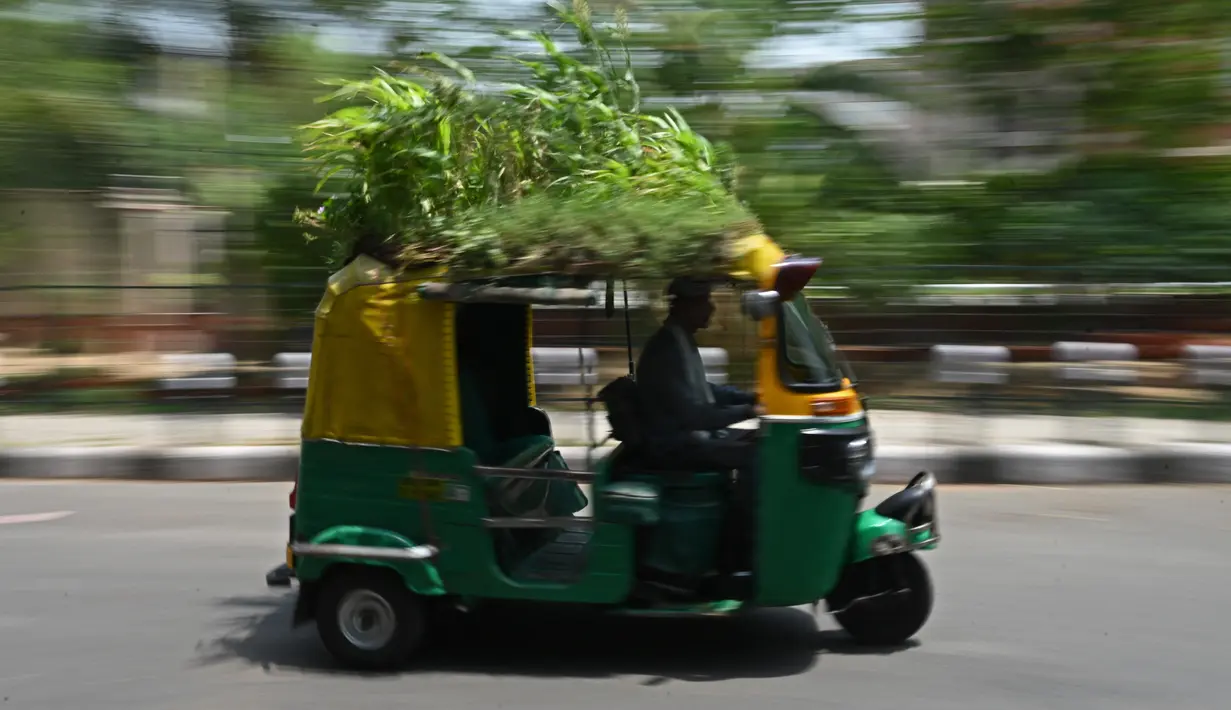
848 510 907 564
294 525 445 595
752 417 866 607
598 480 662 526
294 439 634 604
848 509 940 563
612 600 744 618
295 415 935 611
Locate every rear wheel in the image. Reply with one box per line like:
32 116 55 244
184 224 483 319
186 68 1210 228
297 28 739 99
316 568 425 671
830 552 932 646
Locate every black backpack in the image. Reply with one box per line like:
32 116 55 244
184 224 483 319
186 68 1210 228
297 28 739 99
596 375 644 447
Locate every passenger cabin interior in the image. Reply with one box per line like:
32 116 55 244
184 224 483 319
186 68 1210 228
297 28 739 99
453 303 594 583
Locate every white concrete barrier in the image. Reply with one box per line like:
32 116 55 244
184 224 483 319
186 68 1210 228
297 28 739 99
157 353 237 391
929 345 1011 385
532 348 599 387
1182 345 1231 387
699 347 729 385
273 352 312 391
1052 342 1139 384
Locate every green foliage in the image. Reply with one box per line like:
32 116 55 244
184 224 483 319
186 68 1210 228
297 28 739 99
0 16 134 189
427 189 759 276
881 156 1231 283
5 0 1230 295
919 0 1231 151
294 0 758 278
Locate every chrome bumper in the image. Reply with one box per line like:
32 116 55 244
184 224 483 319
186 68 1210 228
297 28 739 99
869 522 940 556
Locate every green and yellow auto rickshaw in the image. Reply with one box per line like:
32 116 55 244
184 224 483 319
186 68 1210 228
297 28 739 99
272 232 940 670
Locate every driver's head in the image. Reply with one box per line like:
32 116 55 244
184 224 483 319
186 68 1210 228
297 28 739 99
666 277 716 333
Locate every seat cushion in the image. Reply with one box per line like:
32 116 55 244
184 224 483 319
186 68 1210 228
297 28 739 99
458 368 587 519
493 435 554 469
599 481 661 526
487 437 590 519
461 368 554 468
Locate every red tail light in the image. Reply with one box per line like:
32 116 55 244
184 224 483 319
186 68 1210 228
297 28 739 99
289 482 297 510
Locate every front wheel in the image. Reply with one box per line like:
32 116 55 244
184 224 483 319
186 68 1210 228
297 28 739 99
830 552 932 646
316 568 425 671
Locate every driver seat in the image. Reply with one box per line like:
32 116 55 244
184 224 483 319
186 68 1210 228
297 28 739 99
594 377 728 582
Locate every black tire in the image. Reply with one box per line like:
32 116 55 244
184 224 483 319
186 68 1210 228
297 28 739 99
831 552 932 646
315 567 425 671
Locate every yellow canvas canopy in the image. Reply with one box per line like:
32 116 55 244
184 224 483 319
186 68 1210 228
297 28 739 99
301 255 463 448
727 233 787 288
301 234 789 448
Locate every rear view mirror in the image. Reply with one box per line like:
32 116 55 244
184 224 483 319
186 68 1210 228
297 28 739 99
772 257 822 300
741 290 779 321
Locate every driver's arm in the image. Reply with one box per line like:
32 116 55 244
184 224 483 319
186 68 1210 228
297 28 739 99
651 367 756 431
639 337 756 431
709 383 756 407
673 381 756 430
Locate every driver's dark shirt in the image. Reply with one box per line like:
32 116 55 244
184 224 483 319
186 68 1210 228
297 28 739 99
635 317 757 452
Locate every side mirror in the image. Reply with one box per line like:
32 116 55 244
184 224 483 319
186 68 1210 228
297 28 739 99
741 290 779 321
772 257 822 300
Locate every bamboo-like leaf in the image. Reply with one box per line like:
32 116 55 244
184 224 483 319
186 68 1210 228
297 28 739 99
293 0 759 276
414 51 476 84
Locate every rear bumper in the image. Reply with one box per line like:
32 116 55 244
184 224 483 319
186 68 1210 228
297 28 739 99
265 563 296 587
265 514 298 588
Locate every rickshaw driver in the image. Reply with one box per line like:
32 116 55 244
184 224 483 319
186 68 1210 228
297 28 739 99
635 277 762 465
635 277 763 569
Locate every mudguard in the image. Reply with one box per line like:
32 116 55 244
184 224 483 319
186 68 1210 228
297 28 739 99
848 509 938 564
848 471 940 563
293 525 446 596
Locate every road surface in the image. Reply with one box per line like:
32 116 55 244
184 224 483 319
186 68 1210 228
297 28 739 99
0 482 1227 709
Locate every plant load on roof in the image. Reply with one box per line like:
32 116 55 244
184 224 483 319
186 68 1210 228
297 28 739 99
293 0 762 280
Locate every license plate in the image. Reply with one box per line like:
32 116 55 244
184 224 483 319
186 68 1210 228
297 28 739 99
398 475 469 502
398 476 447 501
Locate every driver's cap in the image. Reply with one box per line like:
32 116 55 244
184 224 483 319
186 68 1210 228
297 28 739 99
666 276 713 301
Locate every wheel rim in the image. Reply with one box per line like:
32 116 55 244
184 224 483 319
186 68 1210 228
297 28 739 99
337 589 397 651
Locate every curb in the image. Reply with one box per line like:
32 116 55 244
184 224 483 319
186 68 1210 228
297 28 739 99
0 445 299 482
159 446 301 482
2 444 1231 484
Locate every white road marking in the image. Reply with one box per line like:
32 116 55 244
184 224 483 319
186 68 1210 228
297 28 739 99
1031 512 1109 522
0 511 75 526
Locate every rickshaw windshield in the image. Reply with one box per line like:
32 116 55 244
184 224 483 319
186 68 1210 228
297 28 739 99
780 292 843 389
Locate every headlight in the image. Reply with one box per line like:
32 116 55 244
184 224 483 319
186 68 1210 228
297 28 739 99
870 533 906 556
846 436 874 479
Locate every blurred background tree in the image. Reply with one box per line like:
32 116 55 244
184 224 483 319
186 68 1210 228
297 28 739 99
0 0 1227 294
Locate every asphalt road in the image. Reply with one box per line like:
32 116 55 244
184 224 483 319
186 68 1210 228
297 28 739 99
0 482 1228 709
